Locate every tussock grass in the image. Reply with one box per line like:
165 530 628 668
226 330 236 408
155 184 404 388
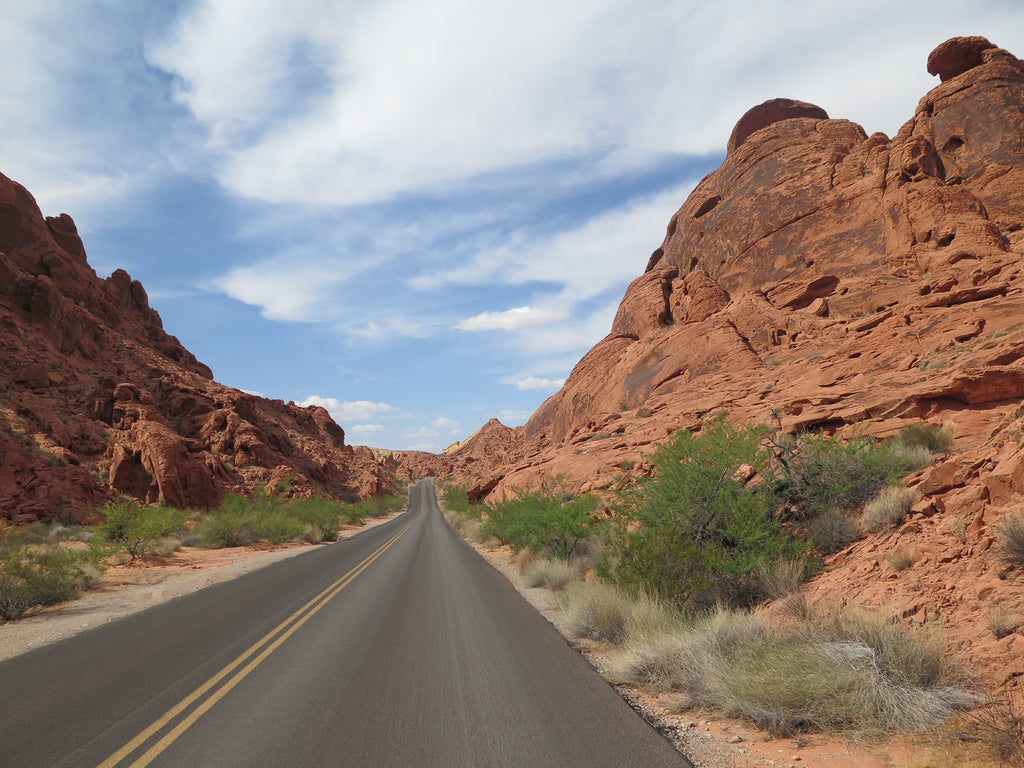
757 558 808 600
948 698 1024 765
808 509 860 554
996 509 1024 569
863 485 917 533
608 605 976 738
523 558 580 590
558 581 677 646
896 423 954 453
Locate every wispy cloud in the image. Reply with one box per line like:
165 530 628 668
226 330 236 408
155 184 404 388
456 306 568 332
298 396 399 423
516 377 566 391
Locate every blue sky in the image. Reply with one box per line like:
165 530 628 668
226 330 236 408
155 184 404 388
3 1 1022 451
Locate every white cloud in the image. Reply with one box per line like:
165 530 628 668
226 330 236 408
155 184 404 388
298 396 399 423
146 0 1024 209
431 417 461 432
516 377 566 391
213 259 353 322
416 184 693 306
349 424 385 435
499 409 534 426
456 306 569 332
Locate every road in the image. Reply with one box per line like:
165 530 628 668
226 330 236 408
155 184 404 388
0 480 692 768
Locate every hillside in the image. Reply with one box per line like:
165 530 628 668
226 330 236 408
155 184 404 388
0 174 397 524
413 36 1024 694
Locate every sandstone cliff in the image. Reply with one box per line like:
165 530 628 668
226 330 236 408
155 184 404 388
418 37 1024 693
0 175 396 523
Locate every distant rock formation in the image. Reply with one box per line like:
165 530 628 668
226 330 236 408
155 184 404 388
0 174 396 522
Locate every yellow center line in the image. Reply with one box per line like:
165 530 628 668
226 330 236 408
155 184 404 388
97 514 416 768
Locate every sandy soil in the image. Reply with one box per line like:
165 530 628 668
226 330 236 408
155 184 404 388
0 512 404 663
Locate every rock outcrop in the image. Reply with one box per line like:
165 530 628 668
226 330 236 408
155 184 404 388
413 37 1024 694
0 174 396 522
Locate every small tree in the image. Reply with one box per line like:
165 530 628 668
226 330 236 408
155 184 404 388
0 546 90 620
610 415 804 610
482 488 600 560
100 500 187 561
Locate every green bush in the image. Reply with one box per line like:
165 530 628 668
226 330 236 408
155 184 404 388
609 416 804 610
782 432 919 516
481 488 601 560
99 501 188 561
441 484 471 514
287 497 344 541
344 493 406 521
0 545 95 620
196 508 305 548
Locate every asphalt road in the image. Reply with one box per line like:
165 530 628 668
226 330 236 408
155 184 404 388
0 480 692 768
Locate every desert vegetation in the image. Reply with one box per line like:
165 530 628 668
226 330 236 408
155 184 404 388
440 419 982 742
0 487 407 620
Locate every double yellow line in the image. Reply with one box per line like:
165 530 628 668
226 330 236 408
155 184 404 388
97 515 415 768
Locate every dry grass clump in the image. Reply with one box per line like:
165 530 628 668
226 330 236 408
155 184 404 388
152 536 184 556
523 558 580 591
609 604 976 738
756 558 807 600
947 698 1024 765
557 581 674 646
862 485 917 532
996 509 1024 569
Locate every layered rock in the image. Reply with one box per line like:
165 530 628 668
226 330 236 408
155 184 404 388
0 173 396 522
417 37 1024 693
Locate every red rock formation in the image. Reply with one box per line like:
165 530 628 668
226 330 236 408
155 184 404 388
414 37 1024 695
0 173 396 522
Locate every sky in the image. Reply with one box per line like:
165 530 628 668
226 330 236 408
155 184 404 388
2 1 1022 452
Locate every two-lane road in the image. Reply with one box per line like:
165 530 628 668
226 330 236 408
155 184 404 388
0 480 692 767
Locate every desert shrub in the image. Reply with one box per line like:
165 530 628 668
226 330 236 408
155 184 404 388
757 558 808 600
885 548 917 572
781 432 922 516
523 558 580 590
611 605 975 737
950 699 1024 764
896 422 954 453
196 497 305 548
997 510 1024 569
0 545 94 620
152 536 184 557
481 488 601 560
862 485 916 532
609 416 804 610
287 497 344 541
345 493 406 521
808 509 860 554
99 501 188 561
441 484 471 514
558 581 674 646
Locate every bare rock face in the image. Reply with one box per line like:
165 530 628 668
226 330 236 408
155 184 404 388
417 37 1024 696
0 173 396 521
